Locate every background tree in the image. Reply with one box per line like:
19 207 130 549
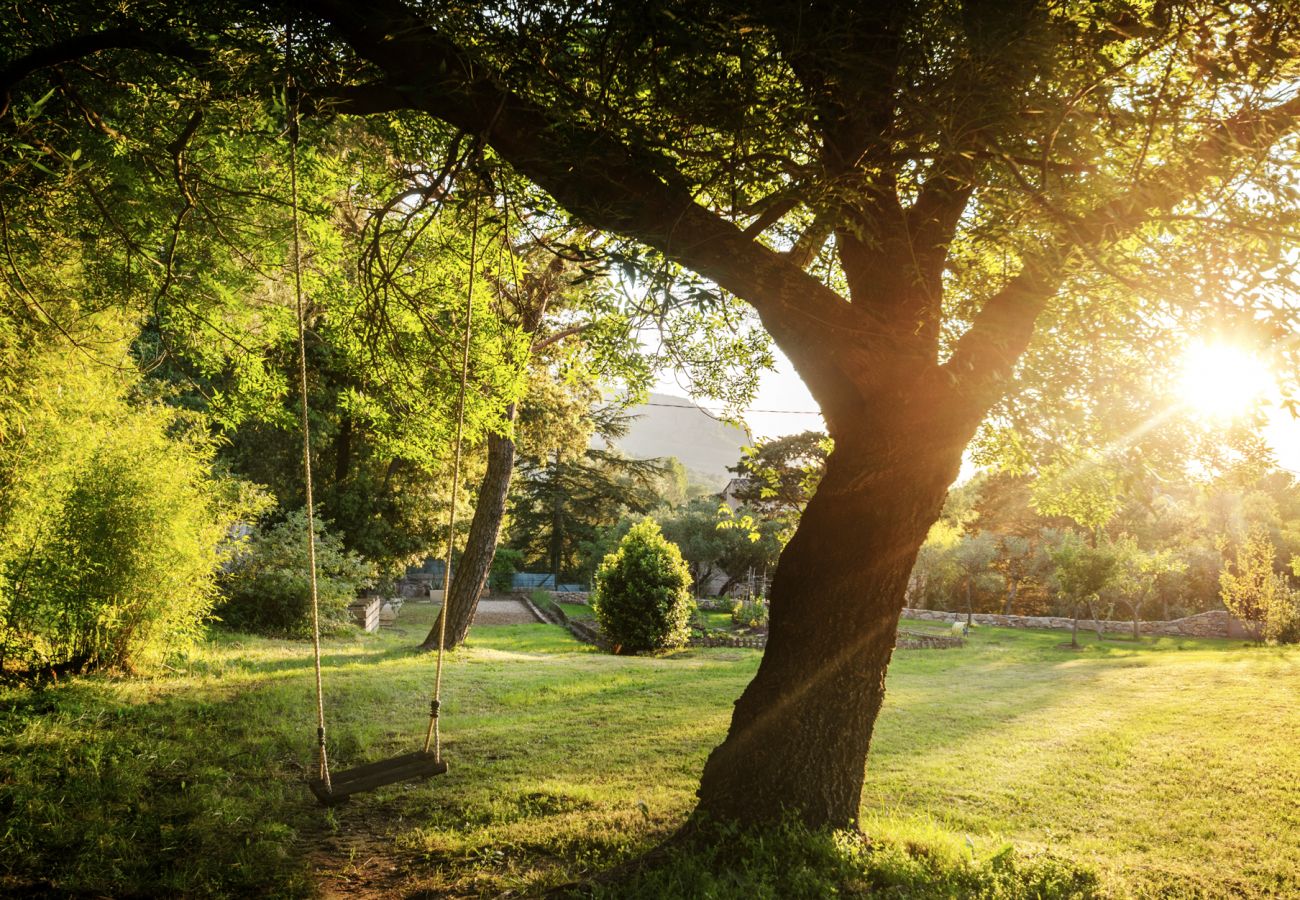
727 431 829 523
1220 524 1299 644
1050 533 1120 648
953 531 998 626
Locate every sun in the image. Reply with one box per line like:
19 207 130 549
1177 342 1275 421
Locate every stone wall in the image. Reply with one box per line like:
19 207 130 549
548 591 591 605
901 607 1255 639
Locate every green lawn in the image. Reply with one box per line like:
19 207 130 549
1 604 1297 897
558 601 594 620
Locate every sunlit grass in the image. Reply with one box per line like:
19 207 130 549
1 605 1297 896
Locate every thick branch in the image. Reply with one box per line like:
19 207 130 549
304 0 890 430
946 93 1300 400
0 25 206 118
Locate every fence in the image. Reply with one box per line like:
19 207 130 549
511 572 587 592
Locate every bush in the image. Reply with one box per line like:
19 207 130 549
0 342 245 677
731 598 770 629
217 511 375 637
591 518 692 653
490 547 525 594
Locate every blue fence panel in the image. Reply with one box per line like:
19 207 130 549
511 573 588 592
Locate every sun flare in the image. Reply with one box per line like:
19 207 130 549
1177 342 1274 421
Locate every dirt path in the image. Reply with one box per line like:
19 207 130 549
472 598 544 627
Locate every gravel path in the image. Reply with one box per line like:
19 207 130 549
472 598 544 626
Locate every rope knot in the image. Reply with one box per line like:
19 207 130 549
430 699 441 719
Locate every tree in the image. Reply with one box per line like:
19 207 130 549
952 532 998 626
727 431 829 522
1050 533 1120 648
659 497 785 596
1220 525 1299 644
1110 540 1185 641
508 407 667 584
9 0 1300 831
422 231 644 651
990 535 1040 617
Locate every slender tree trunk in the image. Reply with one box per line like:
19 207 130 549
422 407 518 651
694 418 963 827
1071 601 1080 648
1087 599 1104 640
1002 578 1018 615
965 578 974 626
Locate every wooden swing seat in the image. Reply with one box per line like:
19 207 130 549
308 751 448 806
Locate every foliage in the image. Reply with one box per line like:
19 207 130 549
591 519 692 653
218 510 375 638
1220 525 1300 644
510 408 669 582
0 333 246 677
726 431 830 521
488 548 525 595
729 598 769 630
657 497 784 595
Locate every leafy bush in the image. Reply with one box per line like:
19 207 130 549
731 598 770 629
0 341 245 677
1220 525 1300 644
217 511 375 637
490 547 525 594
591 518 692 653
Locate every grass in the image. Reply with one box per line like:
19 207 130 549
558 602 593 620
1 604 1297 897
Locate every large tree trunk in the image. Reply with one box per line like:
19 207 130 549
421 408 518 651
694 418 965 828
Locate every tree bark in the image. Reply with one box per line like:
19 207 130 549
694 413 965 827
422 407 518 651
1002 578 1018 616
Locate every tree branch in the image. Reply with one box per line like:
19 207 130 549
946 92 1300 401
0 25 206 118
303 0 894 431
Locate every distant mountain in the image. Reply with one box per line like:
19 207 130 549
602 393 751 489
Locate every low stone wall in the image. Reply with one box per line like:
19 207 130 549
901 607 1254 639
548 591 591 605
896 629 964 650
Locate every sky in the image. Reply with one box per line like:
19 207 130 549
655 347 1300 475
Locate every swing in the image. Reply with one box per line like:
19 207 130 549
284 31 472 806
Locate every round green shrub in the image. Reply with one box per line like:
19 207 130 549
217 510 375 637
592 518 692 653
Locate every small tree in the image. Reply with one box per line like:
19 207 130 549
1111 540 1185 640
1220 525 1299 644
953 532 998 626
1050 533 1119 648
592 519 692 653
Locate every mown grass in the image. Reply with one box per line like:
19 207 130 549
1 605 1296 897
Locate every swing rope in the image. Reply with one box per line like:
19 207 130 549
285 26 330 793
424 198 479 759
